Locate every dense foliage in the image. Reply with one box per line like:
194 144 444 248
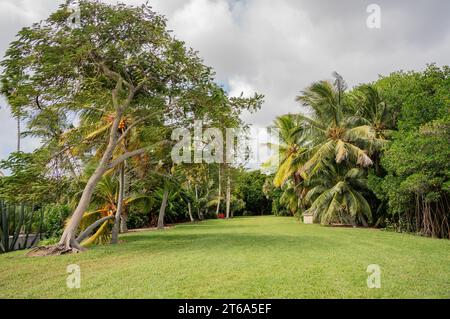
234 170 272 216
267 65 449 238
369 65 450 237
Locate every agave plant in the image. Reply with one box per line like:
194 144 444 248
0 201 43 253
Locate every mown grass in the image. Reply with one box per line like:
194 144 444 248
0 216 449 299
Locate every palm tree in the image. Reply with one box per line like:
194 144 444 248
262 115 312 217
295 73 386 179
349 85 396 140
348 84 395 173
179 164 219 221
267 114 308 188
304 164 372 226
279 182 301 216
76 173 151 246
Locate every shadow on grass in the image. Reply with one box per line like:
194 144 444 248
105 232 341 256
172 224 267 231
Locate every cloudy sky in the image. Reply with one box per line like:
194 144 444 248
0 0 449 164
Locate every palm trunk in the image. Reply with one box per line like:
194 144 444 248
59 164 109 250
111 164 125 244
226 176 231 219
158 185 169 230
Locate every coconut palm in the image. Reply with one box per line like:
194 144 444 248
348 84 395 174
349 84 396 141
279 182 301 216
295 73 386 179
265 114 308 187
304 164 372 226
264 73 388 226
76 173 152 246
262 114 311 216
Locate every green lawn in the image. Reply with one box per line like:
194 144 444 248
1 216 449 299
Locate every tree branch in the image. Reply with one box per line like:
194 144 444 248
114 111 161 148
107 148 148 170
76 215 115 243
96 58 133 90
112 78 124 109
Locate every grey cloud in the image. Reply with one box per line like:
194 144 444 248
0 0 449 162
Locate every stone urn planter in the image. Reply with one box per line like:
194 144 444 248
303 213 314 225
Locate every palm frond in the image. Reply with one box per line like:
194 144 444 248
85 122 112 141
81 220 113 246
300 140 335 178
335 140 348 164
273 155 294 187
345 143 373 167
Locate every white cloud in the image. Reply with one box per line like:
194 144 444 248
228 77 255 98
0 97 41 161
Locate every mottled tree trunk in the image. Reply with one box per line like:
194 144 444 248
59 162 110 251
59 94 124 251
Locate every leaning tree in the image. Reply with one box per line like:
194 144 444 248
0 0 232 253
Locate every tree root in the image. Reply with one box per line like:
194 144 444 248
26 244 83 257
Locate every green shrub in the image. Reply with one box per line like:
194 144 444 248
39 237 60 246
127 209 150 229
41 204 70 239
